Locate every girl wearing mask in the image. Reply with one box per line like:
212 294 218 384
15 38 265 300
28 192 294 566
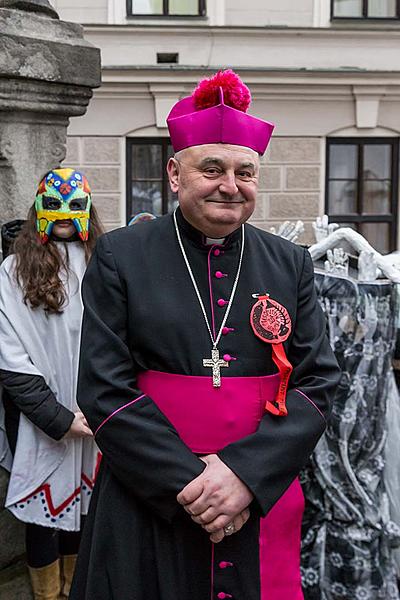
0 168 103 599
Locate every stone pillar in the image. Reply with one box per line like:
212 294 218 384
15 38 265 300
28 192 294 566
0 0 101 225
0 2 100 596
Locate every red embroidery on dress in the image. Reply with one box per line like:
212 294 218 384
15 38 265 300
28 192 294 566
18 452 102 517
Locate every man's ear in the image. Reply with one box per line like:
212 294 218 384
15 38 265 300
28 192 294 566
167 157 180 193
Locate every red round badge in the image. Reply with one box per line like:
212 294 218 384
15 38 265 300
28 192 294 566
250 296 291 344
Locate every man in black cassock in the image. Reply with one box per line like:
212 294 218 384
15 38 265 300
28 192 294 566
71 70 340 600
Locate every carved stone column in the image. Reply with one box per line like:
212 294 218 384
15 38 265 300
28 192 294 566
0 0 101 224
0 3 100 595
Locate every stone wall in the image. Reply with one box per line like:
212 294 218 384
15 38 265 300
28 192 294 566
65 136 123 231
65 135 322 244
0 468 33 599
256 137 323 245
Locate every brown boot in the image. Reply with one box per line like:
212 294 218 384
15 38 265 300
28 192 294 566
28 559 61 600
60 554 77 599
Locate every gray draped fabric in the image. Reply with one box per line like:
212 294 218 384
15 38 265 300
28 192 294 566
301 272 400 600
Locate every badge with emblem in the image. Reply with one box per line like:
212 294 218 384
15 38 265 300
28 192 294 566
250 294 293 416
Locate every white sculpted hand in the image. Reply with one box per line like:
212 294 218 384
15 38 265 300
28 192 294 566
270 220 305 243
177 454 253 542
312 214 339 243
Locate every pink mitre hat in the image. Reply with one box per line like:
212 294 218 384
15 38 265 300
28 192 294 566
167 70 275 155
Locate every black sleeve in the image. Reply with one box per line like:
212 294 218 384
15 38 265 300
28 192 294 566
218 249 341 517
0 369 74 440
77 235 205 522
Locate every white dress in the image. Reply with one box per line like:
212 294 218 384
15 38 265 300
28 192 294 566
0 242 100 531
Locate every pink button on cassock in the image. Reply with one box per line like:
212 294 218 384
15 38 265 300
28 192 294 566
217 299 228 307
222 327 235 336
219 561 233 569
223 354 237 362
217 593 232 599
213 249 221 256
215 271 227 279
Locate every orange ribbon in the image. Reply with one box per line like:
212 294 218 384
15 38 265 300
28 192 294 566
265 343 292 416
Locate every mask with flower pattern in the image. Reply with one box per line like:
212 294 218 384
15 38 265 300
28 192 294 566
35 168 92 244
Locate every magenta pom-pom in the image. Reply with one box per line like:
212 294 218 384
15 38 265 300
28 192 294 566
193 70 251 113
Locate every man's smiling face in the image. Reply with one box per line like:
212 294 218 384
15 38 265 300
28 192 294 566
167 143 260 238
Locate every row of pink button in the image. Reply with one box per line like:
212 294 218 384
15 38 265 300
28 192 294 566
214 236 234 596
213 248 236 363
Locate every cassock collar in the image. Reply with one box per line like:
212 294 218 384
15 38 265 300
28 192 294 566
174 206 242 250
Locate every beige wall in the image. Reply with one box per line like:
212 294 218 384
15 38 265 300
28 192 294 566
50 0 323 26
54 1 400 248
50 0 108 23
80 27 400 72
64 134 322 245
64 71 399 240
257 138 322 244
64 136 124 231
225 0 314 27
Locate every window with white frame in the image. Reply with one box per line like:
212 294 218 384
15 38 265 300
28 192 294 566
127 0 206 17
332 0 400 19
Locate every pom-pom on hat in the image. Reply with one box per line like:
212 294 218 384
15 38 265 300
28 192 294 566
167 70 274 155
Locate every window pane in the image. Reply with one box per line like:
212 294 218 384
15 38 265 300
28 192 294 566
131 0 163 14
328 180 357 214
131 144 162 180
333 0 363 17
329 144 358 179
169 0 199 15
359 222 390 254
130 181 163 217
368 0 396 17
363 144 391 179
363 180 391 214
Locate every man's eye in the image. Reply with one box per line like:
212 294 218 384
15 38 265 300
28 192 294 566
204 168 221 176
237 172 253 179
42 196 61 210
69 199 87 211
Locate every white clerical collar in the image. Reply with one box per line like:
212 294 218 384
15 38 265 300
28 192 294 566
205 236 226 246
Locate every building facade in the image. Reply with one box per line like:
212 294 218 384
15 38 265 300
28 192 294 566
50 0 400 252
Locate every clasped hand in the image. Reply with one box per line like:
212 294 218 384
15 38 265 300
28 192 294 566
64 411 93 439
177 454 253 543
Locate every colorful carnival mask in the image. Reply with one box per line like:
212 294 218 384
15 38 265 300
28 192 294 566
35 168 92 243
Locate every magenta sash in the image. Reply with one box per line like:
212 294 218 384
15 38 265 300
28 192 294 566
137 370 304 600
138 370 280 453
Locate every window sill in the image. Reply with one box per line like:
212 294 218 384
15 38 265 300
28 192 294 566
331 17 400 22
126 14 207 20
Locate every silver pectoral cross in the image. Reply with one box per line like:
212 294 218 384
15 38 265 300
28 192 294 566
202 347 229 388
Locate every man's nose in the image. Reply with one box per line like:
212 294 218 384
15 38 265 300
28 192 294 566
218 172 239 196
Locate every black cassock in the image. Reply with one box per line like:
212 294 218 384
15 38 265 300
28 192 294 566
71 209 340 600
